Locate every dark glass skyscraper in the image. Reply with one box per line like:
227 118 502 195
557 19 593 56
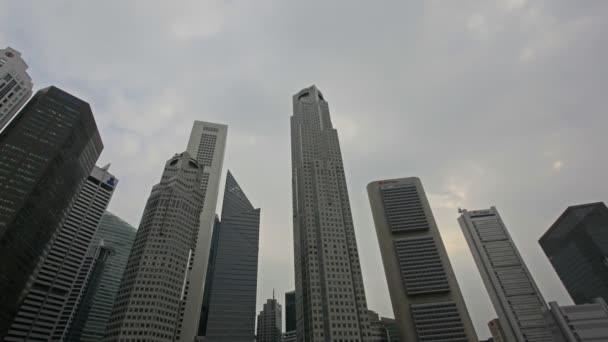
0 86 102 338
202 171 260 341
4 165 117 341
285 290 296 333
65 211 136 342
539 202 608 304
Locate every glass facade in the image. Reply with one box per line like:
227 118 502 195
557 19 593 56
66 211 136 341
203 171 260 341
285 290 296 332
540 202 608 305
0 86 102 337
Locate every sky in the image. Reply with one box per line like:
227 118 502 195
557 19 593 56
2 0 607 338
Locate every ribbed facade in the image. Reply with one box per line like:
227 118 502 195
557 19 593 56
257 298 282 342
0 47 32 131
4 165 116 341
65 212 136 341
539 202 608 305
458 207 552 342
104 152 205 342
367 177 477 342
202 171 260 341
0 86 102 339
544 298 608 341
291 85 372 342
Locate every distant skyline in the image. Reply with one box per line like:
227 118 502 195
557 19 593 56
2 1 607 338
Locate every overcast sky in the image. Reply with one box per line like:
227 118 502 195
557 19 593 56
3 0 607 338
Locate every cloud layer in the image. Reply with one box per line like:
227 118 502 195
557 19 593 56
3 0 607 337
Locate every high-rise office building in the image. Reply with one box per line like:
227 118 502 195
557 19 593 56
283 331 297 342
291 85 371 341
458 207 552 342
201 171 260 341
367 177 477 342
0 86 102 338
285 290 296 333
544 298 608 341
180 121 227 342
367 310 389 342
64 211 137 342
539 202 608 304
4 165 117 341
105 152 206 341
0 47 32 131
257 297 282 342
487 319 507 342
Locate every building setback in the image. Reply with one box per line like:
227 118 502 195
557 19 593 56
367 177 477 342
291 85 371 341
0 86 103 338
201 171 260 341
104 152 206 341
539 202 608 305
0 47 32 131
257 298 282 342
64 211 137 342
458 207 552 342
4 165 117 341
544 298 608 341
180 121 227 342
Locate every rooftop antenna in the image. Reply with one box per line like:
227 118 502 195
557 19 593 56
273 288 275 300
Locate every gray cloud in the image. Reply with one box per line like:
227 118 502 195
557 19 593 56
3 0 607 337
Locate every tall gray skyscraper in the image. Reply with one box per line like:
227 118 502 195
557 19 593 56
291 85 371 341
367 177 477 342
105 152 206 341
0 86 103 338
202 171 260 341
458 207 552 342
539 202 608 304
64 211 137 342
181 121 227 342
257 297 282 342
0 47 32 131
544 298 608 341
4 165 117 341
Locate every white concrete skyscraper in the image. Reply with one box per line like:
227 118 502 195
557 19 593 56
458 207 552 342
367 177 478 342
105 152 206 341
104 121 227 342
291 85 372 341
181 121 227 341
0 47 33 131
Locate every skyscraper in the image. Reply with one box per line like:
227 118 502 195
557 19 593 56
180 121 227 342
4 165 117 341
539 202 608 304
367 177 477 342
544 298 608 341
105 152 206 342
64 211 137 342
285 290 296 333
257 297 282 342
488 319 507 342
0 86 103 338
0 47 33 131
458 207 552 342
202 171 260 341
291 85 371 341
